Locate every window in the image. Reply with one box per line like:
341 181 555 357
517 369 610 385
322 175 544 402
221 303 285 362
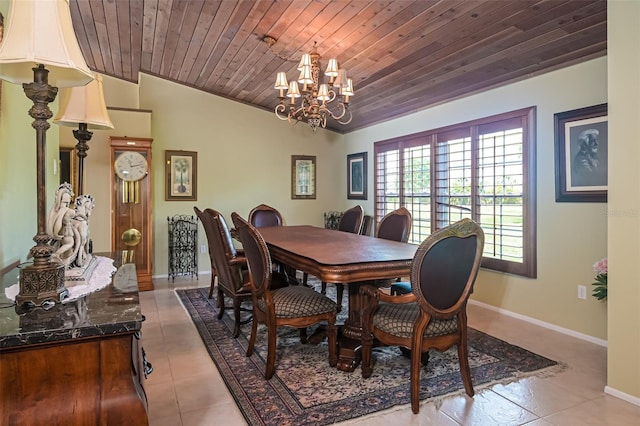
374 107 536 277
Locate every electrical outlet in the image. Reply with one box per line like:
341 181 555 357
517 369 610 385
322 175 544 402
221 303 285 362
200 244 207 254
578 285 587 300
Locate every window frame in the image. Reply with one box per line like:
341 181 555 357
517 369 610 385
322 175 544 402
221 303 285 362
374 107 536 278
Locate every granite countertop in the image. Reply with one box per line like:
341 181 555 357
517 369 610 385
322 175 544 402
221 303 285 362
0 254 143 350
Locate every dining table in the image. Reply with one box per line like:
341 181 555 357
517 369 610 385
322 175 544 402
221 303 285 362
258 225 418 372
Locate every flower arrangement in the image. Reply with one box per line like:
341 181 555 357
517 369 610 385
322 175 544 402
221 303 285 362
591 257 607 301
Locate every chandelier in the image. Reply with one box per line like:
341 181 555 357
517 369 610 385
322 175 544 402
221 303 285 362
272 41 354 131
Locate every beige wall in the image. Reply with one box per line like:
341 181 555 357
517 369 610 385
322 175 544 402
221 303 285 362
347 57 608 342
607 0 640 403
137 74 347 277
0 78 62 266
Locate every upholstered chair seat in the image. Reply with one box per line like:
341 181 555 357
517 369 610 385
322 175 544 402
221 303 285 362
258 286 337 318
372 302 458 338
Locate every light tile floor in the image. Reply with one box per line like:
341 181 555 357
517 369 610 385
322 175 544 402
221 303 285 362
140 276 640 426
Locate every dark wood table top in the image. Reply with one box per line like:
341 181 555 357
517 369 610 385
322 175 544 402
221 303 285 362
258 225 418 284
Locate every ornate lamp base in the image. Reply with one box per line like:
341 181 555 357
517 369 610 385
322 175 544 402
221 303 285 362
16 261 68 309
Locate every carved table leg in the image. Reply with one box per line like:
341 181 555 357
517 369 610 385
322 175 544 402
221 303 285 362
336 280 370 372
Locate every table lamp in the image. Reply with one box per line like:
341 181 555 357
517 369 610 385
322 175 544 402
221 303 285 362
54 73 114 195
0 0 94 308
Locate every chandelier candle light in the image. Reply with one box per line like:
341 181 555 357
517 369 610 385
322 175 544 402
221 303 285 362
273 40 354 131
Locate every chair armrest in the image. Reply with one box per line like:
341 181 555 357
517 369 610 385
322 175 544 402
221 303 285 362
359 284 416 304
228 256 247 267
378 291 416 304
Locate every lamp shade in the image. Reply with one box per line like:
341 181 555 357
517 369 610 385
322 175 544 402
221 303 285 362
54 73 114 129
325 58 338 77
286 81 301 98
317 84 330 101
274 71 288 89
342 78 354 96
0 0 93 87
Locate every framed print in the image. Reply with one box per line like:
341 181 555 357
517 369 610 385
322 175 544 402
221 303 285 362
554 104 607 202
291 155 316 199
347 152 367 200
165 150 197 201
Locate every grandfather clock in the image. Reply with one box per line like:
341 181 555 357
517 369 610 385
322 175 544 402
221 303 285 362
110 137 154 291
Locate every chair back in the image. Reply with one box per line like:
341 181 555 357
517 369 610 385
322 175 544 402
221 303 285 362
376 207 412 242
194 207 244 292
337 205 364 234
411 218 484 317
231 212 271 298
248 204 283 228
360 215 373 236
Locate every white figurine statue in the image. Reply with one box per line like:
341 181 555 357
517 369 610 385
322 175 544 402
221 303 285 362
47 183 76 266
71 194 95 268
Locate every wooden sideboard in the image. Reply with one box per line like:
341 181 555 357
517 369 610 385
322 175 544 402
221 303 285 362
0 254 150 425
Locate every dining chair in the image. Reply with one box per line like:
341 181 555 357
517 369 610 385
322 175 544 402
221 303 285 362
375 207 413 289
248 204 283 228
375 207 412 243
318 205 364 310
194 207 252 338
359 218 484 414
360 214 373 236
248 203 287 274
231 212 338 380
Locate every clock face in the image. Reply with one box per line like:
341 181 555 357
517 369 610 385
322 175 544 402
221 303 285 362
115 151 148 182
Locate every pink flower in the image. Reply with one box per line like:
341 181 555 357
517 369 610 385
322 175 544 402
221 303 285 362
592 258 608 275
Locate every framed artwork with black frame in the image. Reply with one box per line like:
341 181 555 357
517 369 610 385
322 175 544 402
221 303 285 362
291 155 316 199
347 152 367 200
165 150 198 201
554 103 608 202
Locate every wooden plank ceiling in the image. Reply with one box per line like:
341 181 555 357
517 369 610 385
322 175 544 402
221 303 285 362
69 0 607 133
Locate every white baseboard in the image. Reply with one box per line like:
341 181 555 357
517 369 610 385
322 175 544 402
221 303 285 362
604 386 640 407
468 299 608 347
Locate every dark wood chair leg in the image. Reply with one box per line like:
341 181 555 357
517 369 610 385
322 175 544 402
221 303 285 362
327 322 338 367
299 327 308 344
217 287 225 319
232 300 241 338
458 341 474 397
321 281 327 294
410 347 422 414
361 329 373 378
246 318 258 357
336 284 344 312
265 324 278 379
208 275 215 299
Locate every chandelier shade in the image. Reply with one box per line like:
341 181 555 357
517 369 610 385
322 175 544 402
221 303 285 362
0 0 93 87
273 41 354 131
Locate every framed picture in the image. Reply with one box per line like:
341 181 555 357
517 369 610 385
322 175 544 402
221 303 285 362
165 150 197 201
554 104 608 202
291 155 316 199
347 152 367 200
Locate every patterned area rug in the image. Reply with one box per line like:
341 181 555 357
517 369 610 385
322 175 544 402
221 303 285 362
176 283 560 426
